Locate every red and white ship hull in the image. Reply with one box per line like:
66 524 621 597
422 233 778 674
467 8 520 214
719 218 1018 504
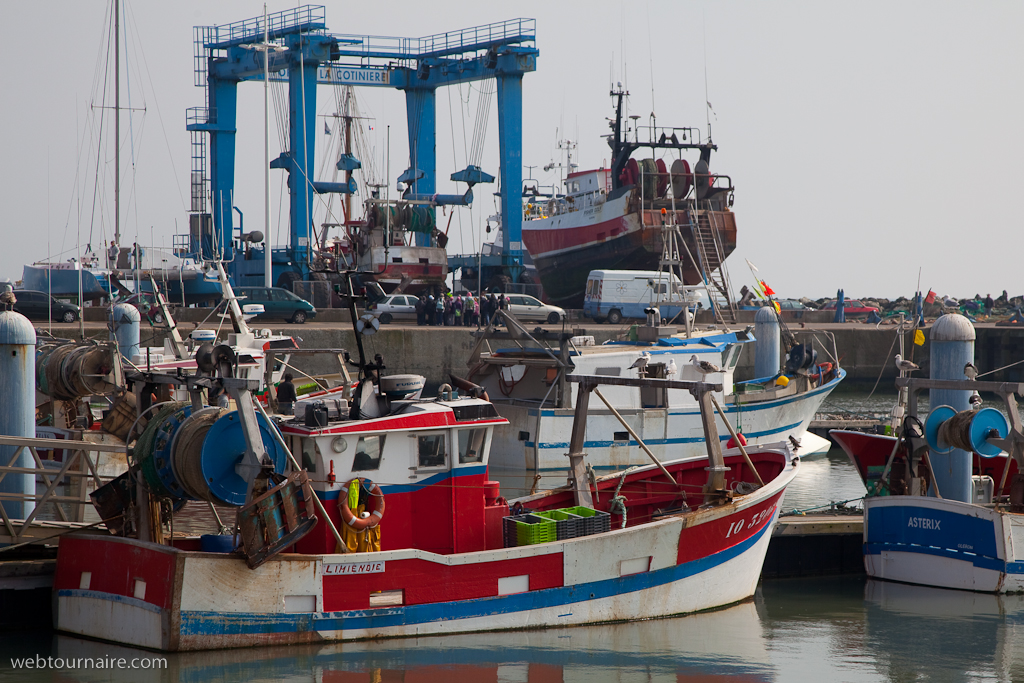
54 449 795 651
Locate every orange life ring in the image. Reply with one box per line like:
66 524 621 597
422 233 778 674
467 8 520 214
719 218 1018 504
339 478 385 530
810 362 834 383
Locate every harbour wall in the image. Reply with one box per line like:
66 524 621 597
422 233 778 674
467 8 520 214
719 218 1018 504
271 324 1024 390
61 323 1024 390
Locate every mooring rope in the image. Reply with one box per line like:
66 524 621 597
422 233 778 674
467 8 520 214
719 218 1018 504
609 466 639 528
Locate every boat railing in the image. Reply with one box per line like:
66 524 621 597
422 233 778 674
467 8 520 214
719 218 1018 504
0 435 124 546
633 124 706 148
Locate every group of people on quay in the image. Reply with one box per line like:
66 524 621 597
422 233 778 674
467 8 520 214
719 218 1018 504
414 291 509 327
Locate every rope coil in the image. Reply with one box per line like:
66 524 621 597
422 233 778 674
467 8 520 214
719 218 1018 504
937 410 979 453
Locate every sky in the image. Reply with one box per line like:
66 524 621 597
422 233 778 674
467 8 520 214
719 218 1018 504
3 1 1023 301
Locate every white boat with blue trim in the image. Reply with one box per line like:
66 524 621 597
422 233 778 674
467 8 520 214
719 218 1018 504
468 313 843 470
850 356 1024 593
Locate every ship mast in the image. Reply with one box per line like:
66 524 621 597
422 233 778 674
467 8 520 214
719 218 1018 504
609 86 626 191
114 0 120 246
344 88 353 226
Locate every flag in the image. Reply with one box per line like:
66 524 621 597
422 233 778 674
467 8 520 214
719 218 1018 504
924 289 936 304
760 280 776 297
914 329 925 346
324 121 331 135
773 300 781 314
745 258 759 272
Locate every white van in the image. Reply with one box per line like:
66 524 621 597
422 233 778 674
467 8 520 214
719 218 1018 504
583 270 700 324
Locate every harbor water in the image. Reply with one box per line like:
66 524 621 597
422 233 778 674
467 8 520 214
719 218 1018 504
4 391 1021 682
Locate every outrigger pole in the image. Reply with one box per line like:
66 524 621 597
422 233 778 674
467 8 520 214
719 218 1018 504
565 375 729 507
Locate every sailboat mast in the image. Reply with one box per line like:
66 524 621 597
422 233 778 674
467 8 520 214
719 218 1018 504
344 90 353 226
264 4 272 288
114 0 120 247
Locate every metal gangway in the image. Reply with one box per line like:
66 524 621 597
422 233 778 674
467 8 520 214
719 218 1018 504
0 435 123 547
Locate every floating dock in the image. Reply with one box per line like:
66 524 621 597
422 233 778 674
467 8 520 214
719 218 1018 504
763 513 865 579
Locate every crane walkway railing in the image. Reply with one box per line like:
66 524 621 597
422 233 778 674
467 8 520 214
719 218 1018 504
0 435 124 547
332 18 537 62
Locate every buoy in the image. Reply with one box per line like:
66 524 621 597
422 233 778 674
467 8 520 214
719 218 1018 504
776 375 790 387
726 432 748 449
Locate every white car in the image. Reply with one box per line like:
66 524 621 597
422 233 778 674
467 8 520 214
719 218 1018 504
506 294 565 324
370 294 418 323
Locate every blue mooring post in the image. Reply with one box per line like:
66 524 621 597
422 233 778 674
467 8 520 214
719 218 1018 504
754 306 780 379
111 304 141 362
834 289 845 323
0 310 37 520
929 313 976 502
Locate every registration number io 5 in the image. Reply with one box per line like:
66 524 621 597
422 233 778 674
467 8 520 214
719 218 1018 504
724 505 777 538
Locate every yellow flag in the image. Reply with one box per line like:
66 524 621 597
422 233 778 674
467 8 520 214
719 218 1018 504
773 300 781 314
914 329 925 346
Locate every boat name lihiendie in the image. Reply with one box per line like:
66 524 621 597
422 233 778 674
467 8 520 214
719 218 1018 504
323 561 386 575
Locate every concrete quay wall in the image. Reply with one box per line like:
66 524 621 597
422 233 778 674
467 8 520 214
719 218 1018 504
60 322 1024 389
270 324 1024 390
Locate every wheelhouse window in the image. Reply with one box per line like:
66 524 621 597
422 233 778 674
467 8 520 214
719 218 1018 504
457 429 488 464
300 438 320 473
417 434 447 468
353 434 385 471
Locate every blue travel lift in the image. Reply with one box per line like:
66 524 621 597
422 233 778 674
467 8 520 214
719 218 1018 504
184 5 537 290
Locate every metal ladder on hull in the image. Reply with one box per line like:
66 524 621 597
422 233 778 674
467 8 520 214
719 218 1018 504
688 204 737 325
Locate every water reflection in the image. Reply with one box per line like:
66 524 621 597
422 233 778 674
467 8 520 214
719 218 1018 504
863 580 1024 682
0 601 774 683
7 578 1024 681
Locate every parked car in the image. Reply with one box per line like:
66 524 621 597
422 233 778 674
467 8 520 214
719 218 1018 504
505 294 565 324
368 294 418 324
778 299 808 311
741 298 808 312
234 287 316 323
12 290 80 323
821 299 880 315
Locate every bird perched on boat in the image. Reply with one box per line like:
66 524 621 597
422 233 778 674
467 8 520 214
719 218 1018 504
969 391 983 410
690 355 721 376
666 358 678 378
0 289 15 310
629 352 650 376
964 362 979 380
788 435 802 451
894 354 920 374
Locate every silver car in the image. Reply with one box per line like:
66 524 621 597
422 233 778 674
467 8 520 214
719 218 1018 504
371 294 419 324
506 294 565 324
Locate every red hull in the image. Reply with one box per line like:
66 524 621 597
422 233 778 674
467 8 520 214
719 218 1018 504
831 429 1018 496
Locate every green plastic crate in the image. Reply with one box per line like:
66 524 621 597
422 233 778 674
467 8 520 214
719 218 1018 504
514 514 557 545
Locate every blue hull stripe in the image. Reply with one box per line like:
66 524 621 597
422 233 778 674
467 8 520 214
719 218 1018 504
314 464 488 501
527 373 844 450
528 421 801 450
864 542 1024 575
160 518 773 637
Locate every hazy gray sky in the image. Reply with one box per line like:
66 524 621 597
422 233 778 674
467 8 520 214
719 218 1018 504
4 1 1022 300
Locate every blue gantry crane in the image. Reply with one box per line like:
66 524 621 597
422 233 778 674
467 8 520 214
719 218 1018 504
184 5 537 290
